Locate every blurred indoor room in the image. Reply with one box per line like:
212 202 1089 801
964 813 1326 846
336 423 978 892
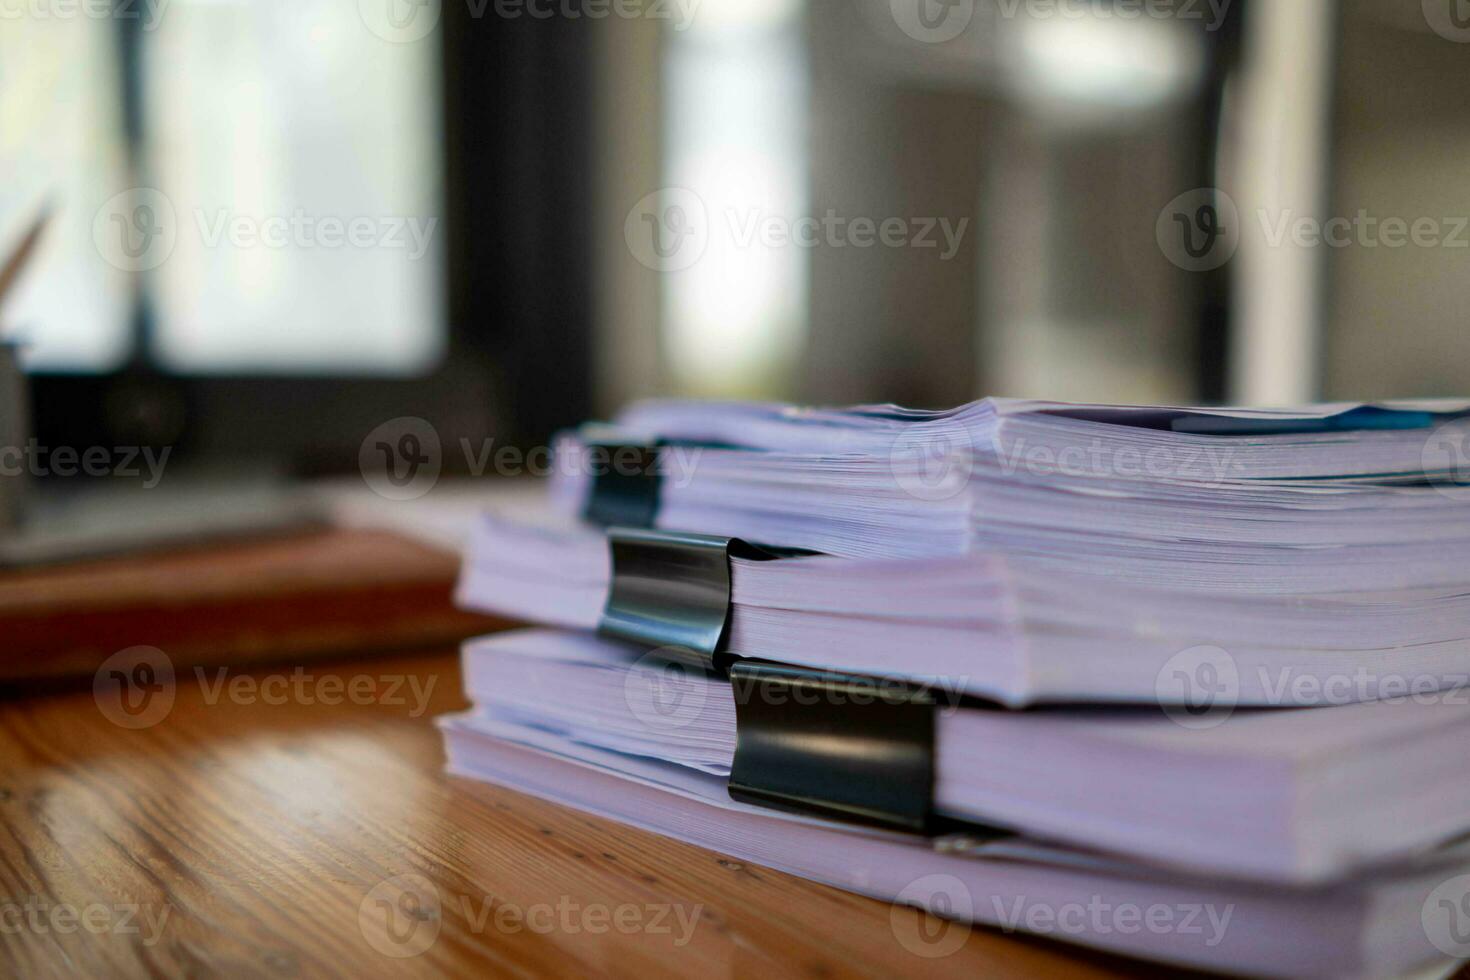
4 1 1470 976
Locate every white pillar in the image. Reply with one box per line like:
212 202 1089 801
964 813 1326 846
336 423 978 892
1228 0 1335 406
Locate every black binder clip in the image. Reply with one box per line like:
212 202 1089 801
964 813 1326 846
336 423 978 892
582 438 662 529
726 661 939 833
597 527 786 671
726 661 1010 841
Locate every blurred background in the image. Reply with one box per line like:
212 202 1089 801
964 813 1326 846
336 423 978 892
2 0 1468 476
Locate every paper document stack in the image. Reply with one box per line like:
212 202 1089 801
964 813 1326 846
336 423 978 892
443 396 1470 977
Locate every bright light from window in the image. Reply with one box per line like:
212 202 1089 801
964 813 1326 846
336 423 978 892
1006 9 1202 118
0 21 131 372
146 0 444 374
663 0 807 397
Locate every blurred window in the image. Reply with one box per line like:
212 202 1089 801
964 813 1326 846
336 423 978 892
3 0 444 376
663 0 807 397
1 18 131 370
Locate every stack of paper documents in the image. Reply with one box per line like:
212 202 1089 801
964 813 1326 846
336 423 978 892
443 396 1470 976
551 399 1470 576
456 509 1470 706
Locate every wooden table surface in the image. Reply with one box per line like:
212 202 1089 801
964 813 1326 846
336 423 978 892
0 528 502 684
0 646 1202 978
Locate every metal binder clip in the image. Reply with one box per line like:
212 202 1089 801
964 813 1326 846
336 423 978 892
581 439 661 529
596 527 786 670
726 660 1014 841
726 660 940 834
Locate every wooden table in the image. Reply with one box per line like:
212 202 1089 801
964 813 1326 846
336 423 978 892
0 528 501 684
0 646 1203 978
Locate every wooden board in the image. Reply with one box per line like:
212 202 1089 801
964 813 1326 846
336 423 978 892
0 648 1207 978
0 528 506 683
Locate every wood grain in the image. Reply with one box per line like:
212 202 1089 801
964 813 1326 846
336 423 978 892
0 649 1204 979
0 529 504 683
